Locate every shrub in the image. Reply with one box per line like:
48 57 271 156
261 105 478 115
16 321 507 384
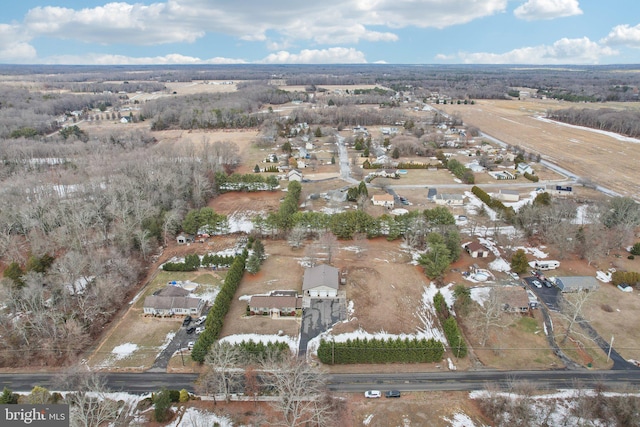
523 172 539 182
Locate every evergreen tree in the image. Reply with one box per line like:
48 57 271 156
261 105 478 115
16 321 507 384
392 147 400 159
510 249 529 274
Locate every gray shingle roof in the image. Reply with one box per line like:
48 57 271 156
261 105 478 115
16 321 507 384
302 264 339 291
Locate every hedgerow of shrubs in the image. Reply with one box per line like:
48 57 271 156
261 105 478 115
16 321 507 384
523 172 539 182
317 337 444 364
162 253 201 271
191 249 248 362
433 291 467 358
233 340 291 364
471 186 515 222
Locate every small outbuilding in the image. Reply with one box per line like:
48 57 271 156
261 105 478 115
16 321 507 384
464 241 490 258
434 193 465 206
497 189 520 202
554 276 599 293
303 264 340 298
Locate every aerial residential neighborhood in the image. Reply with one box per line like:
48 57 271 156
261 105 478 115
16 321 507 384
0 62 640 426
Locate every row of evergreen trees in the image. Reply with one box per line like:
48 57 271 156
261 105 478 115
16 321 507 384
191 249 248 362
471 185 516 222
433 291 468 358
317 337 444 364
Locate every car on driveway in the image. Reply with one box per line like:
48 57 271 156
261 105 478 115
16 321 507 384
195 326 205 334
385 390 401 398
182 315 192 327
364 390 381 398
532 280 542 288
544 280 553 288
187 341 194 350
186 326 196 334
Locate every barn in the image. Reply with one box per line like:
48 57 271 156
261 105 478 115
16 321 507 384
555 276 600 293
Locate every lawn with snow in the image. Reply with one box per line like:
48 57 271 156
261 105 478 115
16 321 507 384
470 388 640 426
167 407 232 427
443 412 483 427
470 287 491 307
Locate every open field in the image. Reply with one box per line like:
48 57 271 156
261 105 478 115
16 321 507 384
438 99 640 199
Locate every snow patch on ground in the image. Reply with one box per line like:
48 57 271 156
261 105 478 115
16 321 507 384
227 210 258 233
196 285 220 304
447 357 457 371
515 246 548 259
469 388 640 426
489 257 511 272
112 343 138 360
465 191 497 220
167 407 233 427
363 414 375 425
443 412 482 427
219 333 298 355
470 287 491 307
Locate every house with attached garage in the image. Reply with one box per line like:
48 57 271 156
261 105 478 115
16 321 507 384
249 292 303 317
303 264 340 298
143 294 205 317
516 163 534 175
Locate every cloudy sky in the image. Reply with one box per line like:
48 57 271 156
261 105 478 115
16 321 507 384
1 0 639 65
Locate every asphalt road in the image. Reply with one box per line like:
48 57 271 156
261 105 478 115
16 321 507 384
4 369 640 394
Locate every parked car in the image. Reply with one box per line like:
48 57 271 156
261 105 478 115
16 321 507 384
187 341 195 350
544 280 553 288
532 280 542 288
186 326 196 334
618 283 633 293
385 390 401 398
182 315 192 327
195 326 205 334
364 390 381 398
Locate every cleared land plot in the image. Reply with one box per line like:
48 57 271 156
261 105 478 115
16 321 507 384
438 100 640 198
219 240 305 340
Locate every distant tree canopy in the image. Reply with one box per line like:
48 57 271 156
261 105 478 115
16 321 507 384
548 108 640 138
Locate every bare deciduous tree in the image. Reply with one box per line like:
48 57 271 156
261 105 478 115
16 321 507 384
470 289 508 347
261 357 338 427
558 290 593 345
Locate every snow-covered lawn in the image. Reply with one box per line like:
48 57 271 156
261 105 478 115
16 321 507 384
167 407 232 427
112 343 138 360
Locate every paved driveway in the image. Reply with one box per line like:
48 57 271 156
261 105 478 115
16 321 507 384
524 276 561 311
299 299 345 357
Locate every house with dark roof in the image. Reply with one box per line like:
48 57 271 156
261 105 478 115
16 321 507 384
302 264 340 298
143 286 204 317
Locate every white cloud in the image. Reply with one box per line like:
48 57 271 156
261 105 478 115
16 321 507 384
444 37 617 64
0 24 36 61
601 24 640 48
42 53 247 65
259 48 367 64
514 0 583 21
18 0 507 49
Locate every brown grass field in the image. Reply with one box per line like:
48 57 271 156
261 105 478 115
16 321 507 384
438 99 640 199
